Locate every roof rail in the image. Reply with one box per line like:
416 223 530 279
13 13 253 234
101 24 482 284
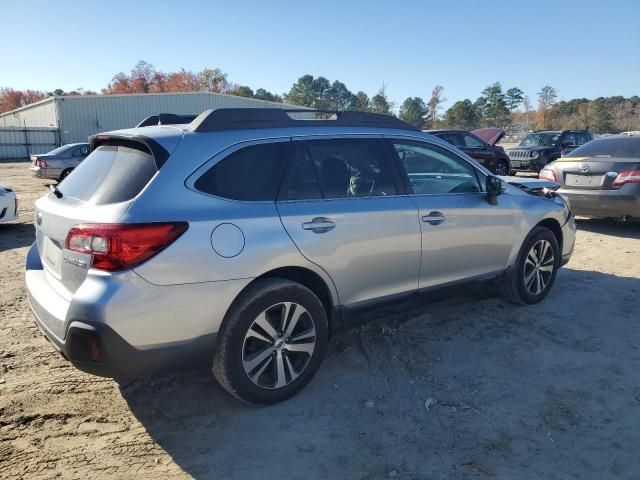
136 113 198 128
189 108 420 132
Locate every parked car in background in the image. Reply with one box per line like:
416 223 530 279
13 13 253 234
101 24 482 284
30 143 90 181
540 135 640 220
427 128 511 175
0 183 18 223
507 130 593 173
26 108 575 405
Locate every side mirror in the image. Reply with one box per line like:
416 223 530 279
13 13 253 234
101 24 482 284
486 176 505 204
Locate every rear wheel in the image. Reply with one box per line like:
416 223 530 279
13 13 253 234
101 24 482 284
212 278 328 405
495 160 509 176
500 226 560 305
59 168 73 181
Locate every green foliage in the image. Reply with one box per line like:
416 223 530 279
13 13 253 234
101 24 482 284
353 91 371 112
399 97 428 127
232 85 254 98
475 82 511 126
442 99 480 130
370 86 393 115
505 87 524 111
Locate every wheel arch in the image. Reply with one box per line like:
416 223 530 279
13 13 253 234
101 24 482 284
231 266 339 335
536 218 563 254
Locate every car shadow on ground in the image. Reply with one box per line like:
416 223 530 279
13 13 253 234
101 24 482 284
0 222 35 252
576 218 640 239
118 268 640 479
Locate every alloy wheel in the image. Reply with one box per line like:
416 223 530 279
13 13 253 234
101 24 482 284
495 162 509 176
242 302 316 389
523 239 555 295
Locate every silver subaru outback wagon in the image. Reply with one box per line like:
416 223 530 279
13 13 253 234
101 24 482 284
26 109 576 405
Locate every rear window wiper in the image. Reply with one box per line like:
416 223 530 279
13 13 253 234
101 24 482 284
50 184 63 198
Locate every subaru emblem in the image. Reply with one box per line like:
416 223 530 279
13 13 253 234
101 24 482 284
579 163 590 173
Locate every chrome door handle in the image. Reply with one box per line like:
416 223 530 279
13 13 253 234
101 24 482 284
422 211 446 225
302 217 335 233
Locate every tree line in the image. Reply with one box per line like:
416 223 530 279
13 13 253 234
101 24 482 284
2 60 639 134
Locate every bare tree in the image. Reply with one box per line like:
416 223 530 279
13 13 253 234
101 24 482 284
523 96 532 129
427 86 445 125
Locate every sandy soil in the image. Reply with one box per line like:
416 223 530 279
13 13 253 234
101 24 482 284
1 160 639 479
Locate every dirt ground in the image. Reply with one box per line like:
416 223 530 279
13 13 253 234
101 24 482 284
1 160 639 480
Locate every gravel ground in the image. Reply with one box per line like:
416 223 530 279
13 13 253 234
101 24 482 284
1 160 639 479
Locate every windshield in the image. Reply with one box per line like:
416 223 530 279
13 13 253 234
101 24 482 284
520 133 561 147
57 144 157 205
46 145 71 155
566 137 640 158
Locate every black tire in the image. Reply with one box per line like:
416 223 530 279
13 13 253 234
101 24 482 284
495 159 510 176
500 226 560 305
509 170 517 176
59 168 73 181
212 278 328 405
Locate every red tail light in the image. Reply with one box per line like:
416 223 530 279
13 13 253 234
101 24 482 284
539 167 557 182
65 222 188 271
36 158 49 168
613 170 640 188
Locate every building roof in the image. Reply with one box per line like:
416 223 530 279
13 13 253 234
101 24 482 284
0 91 305 118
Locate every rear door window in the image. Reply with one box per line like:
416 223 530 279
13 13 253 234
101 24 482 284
194 141 288 201
438 133 465 148
280 138 398 200
58 144 157 205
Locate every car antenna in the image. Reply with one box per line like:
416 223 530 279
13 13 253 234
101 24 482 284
49 184 63 198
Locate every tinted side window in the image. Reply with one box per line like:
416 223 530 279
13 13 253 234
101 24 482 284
575 132 589 145
194 142 288 201
390 140 481 195
438 133 465 147
282 138 398 200
563 133 577 145
463 134 485 148
71 147 84 157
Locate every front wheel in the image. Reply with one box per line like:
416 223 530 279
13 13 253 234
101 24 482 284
500 226 560 305
495 160 510 176
212 278 328 405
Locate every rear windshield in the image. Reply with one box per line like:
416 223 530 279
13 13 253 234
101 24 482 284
566 137 640 158
57 144 157 205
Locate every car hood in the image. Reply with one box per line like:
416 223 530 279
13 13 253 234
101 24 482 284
471 127 504 146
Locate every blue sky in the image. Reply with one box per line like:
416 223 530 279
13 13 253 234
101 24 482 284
3 0 639 109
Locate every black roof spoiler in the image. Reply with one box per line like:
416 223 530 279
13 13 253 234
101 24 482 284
136 113 198 128
189 108 421 133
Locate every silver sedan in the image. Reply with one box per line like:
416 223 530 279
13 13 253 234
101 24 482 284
30 143 90 181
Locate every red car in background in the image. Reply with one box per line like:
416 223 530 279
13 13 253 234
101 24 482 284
427 128 511 176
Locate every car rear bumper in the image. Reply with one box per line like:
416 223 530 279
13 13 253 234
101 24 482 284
0 193 18 222
509 159 546 172
25 241 249 378
559 187 640 218
30 166 61 180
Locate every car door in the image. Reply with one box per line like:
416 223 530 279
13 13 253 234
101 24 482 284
387 137 517 289
461 133 494 166
70 145 88 167
276 136 421 306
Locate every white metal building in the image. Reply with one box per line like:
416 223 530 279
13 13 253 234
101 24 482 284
0 92 301 158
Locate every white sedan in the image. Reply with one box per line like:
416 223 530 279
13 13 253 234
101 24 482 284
0 183 18 223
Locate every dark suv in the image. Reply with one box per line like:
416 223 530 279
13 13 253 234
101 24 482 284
427 129 511 176
507 130 593 173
